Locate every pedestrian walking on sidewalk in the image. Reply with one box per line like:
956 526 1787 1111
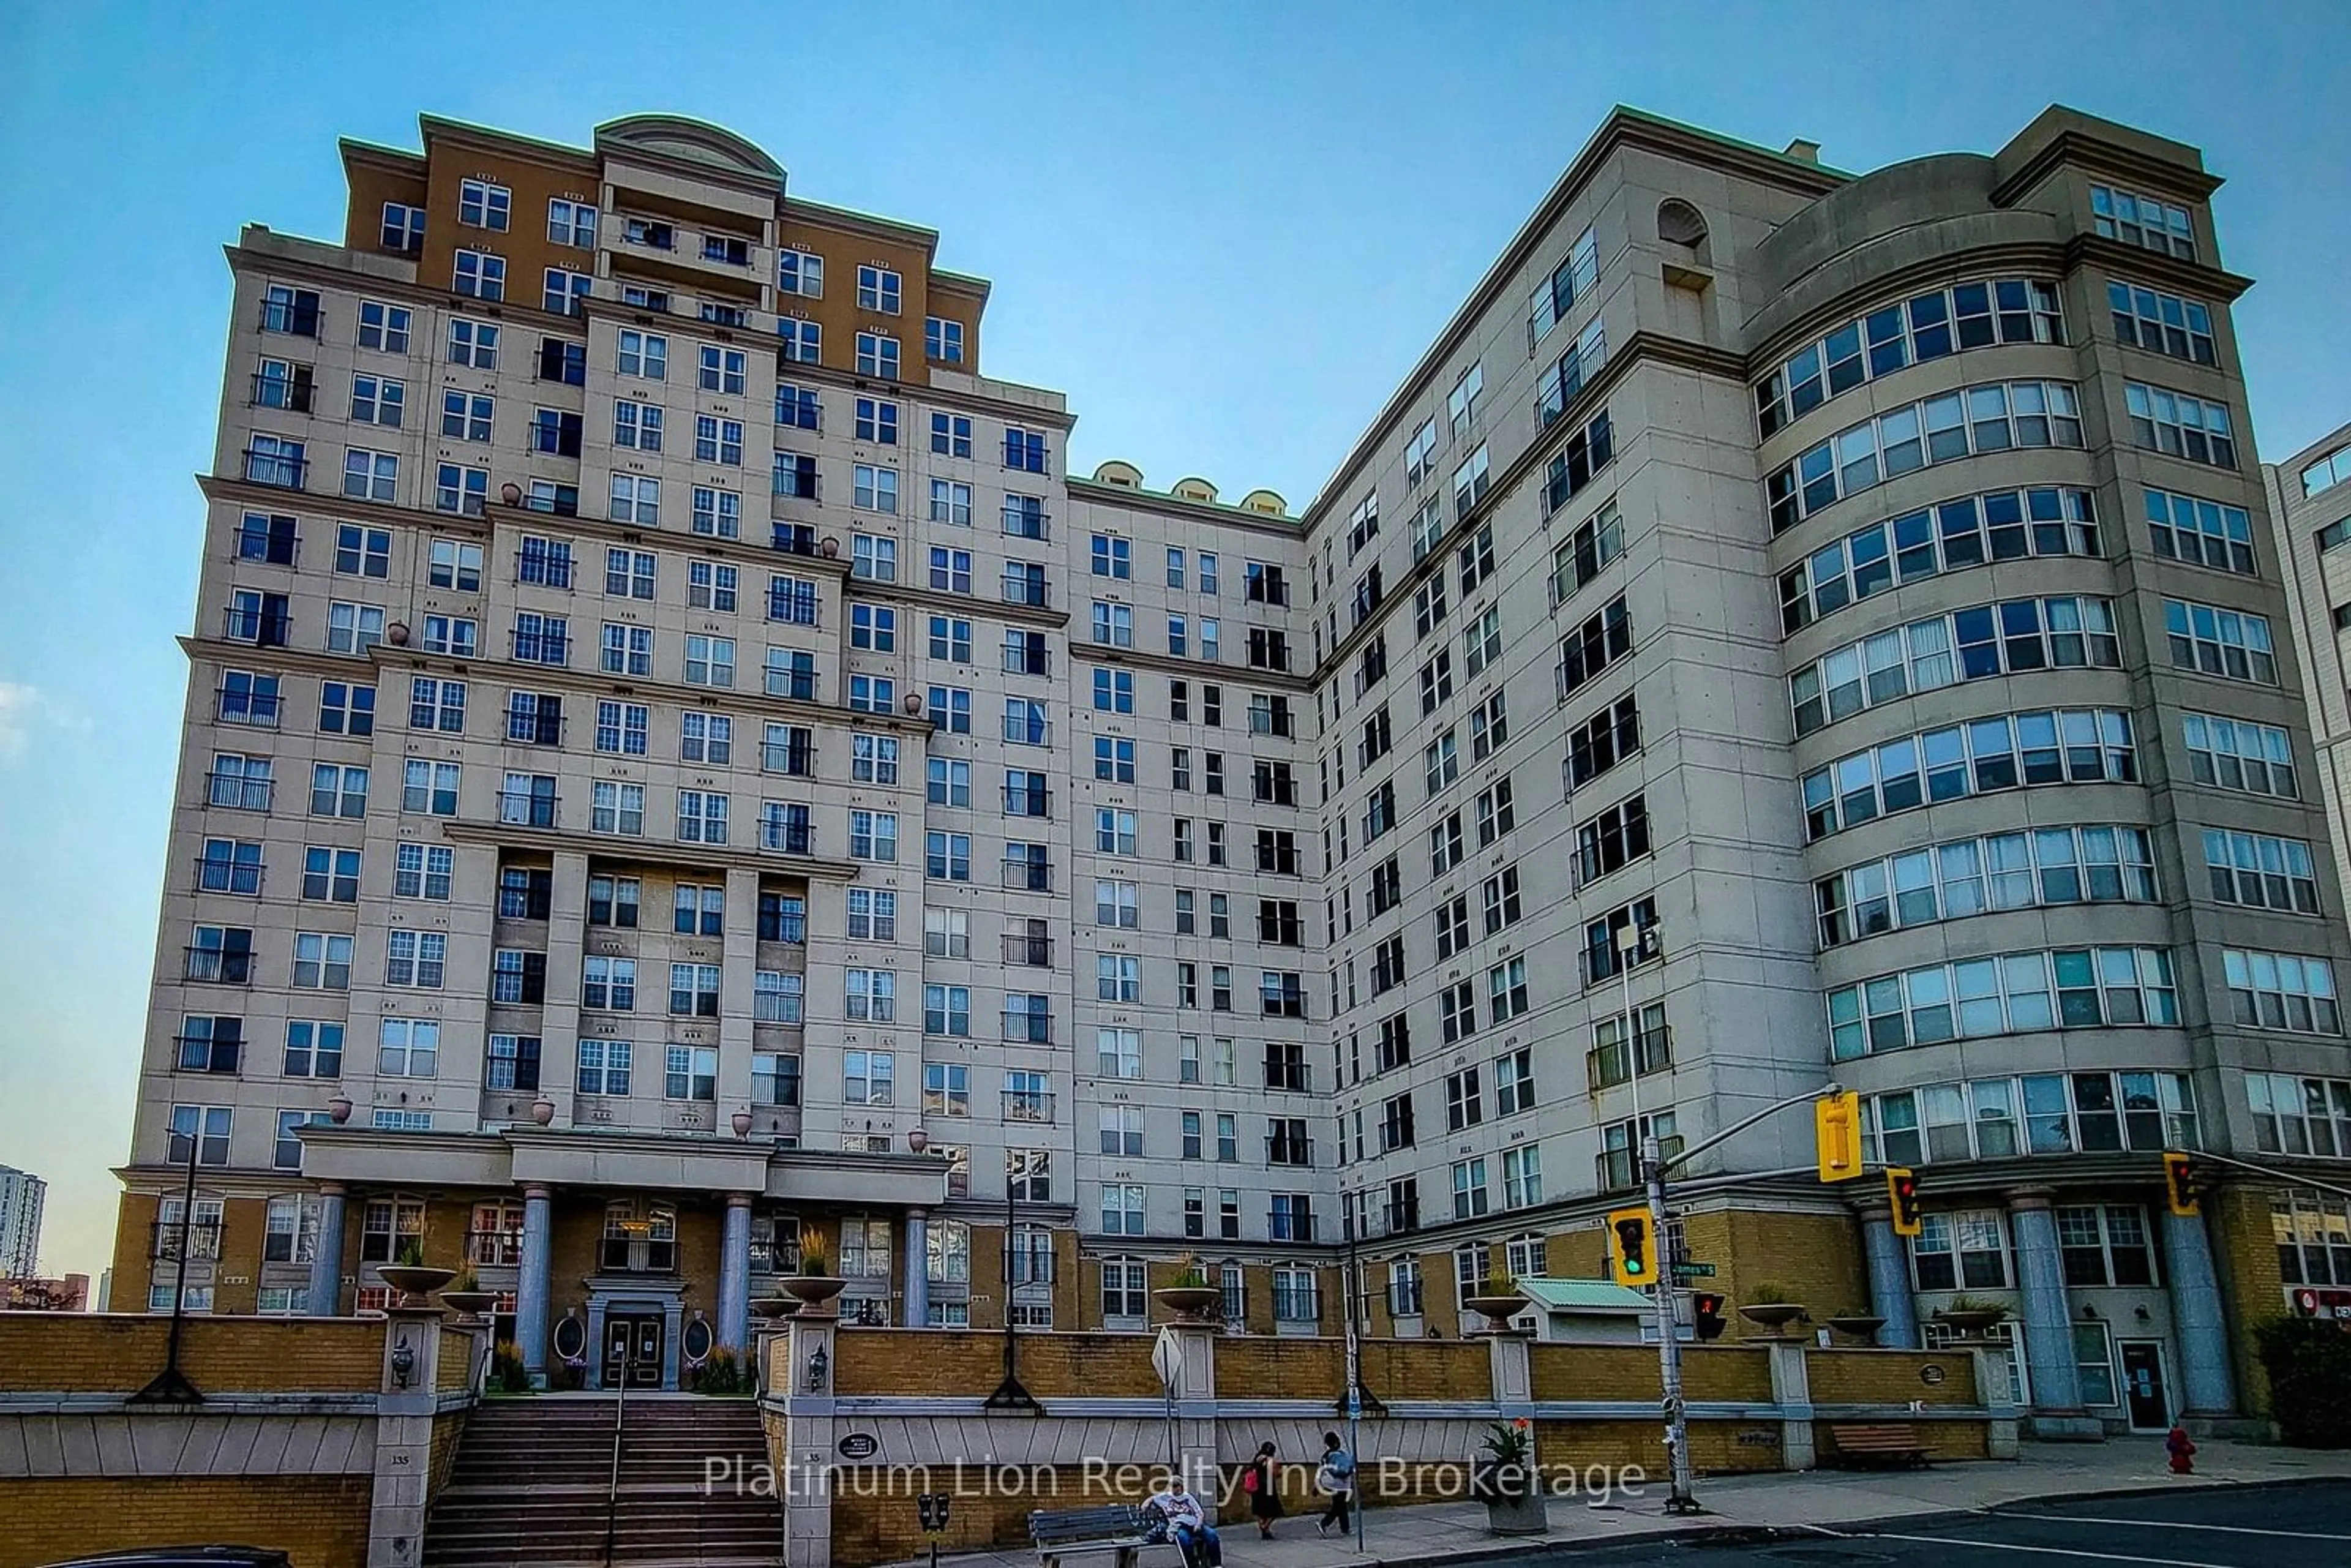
1313 1431 1355 1538
1244 1440 1284 1539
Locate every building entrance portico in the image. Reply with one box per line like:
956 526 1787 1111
590 1287 681 1390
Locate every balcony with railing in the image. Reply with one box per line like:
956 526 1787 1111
151 1217 224 1262
497 790 560 830
240 449 307 490
1000 785 1053 820
204 772 274 811
182 947 254 985
221 604 291 645
1000 931 1052 967
998 1089 1056 1126
1265 1135 1316 1168
759 817 815 857
762 738 817 776
250 371 314 413
193 853 264 895
214 688 282 727
772 523 823 559
1000 859 1053 893
1000 576 1051 610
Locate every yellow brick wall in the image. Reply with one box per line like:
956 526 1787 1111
1526 1343 1769 1403
1808 1349 1977 1407
830 1463 1155 1563
1677 1209 1870 1340
2205 1180 2286 1418
1357 1338 1490 1401
0 1477 374 1568
1218 1336 1344 1397
0 1316 382 1394
833 1329 1164 1398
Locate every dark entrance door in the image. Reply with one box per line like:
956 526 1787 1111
603 1313 663 1389
2118 1341 2169 1431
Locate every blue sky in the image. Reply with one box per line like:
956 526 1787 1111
3 0 2347 1283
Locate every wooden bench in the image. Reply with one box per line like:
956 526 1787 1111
1824 1423 1929 1469
1029 1505 1185 1568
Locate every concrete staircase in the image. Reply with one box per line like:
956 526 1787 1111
424 1395 781 1567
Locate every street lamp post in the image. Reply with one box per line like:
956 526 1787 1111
132 1127 205 1404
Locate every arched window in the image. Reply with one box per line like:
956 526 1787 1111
1657 198 1709 253
1219 1259 1247 1324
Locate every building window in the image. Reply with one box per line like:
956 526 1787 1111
925 316 964 363
2091 184 2195 258
1911 1210 2009 1291
1802 708 2137 841
2203 828 2320 913
1828 948 2178 1060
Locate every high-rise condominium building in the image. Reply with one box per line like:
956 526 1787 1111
0 1165 47 1278
114 105 2350 1434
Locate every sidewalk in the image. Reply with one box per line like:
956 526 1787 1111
884 1439 2351 1568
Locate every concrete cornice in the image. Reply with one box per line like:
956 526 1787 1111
1300 108 1842 530
1991 126 2223 211
1067 476 1302 540
436 816 866 880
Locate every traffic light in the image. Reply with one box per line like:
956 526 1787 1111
1692 1292 1727 1341
1815 1090 1862 1182
1608 1206 1654 1286
1887 1168 1922 1237
2164 1151 2201 1216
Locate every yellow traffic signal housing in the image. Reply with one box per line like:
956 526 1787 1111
1815 1090 1863 1182
1608 1207 1654 1286
1886 1167 1922 1236
2164 1151 2200 1216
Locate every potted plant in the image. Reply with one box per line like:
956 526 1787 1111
1936 1295 2010 1337
1153 1253 1221 1319
1736 1282 1806 1337
696 1345 748 1396
441 1257 498 1321
1462 1274 1530 1334
489 1339 532 1395
1823 1304 1886 1344
1471 1419 1547 1535
378 1234 456 1306
780 1228 846 1313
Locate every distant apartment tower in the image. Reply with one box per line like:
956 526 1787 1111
114 103 2351 1436
0 1165 45 1278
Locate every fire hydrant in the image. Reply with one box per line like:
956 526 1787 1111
2165 1422 2197 1475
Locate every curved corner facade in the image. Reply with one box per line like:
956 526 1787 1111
118 102 2346 1438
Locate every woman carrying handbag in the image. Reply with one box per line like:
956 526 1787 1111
1243 1440 1284 1538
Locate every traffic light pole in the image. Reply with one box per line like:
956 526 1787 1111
1641 1084 1843 1515
1640 1130 1697 1514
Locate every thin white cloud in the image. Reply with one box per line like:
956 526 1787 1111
0 681 44 762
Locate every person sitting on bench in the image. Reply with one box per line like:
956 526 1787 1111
1158 1477 1221 1568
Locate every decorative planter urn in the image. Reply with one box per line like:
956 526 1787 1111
1152 1285 1221 1320
1463 1292 1530 1333
377 1266 457 1307
779 1275 846 1314
750 1296 801 1320
440 1289 499 1321
1937 1307 2006 1338
1736 1302 1805 1337
1824 1314 1886 1344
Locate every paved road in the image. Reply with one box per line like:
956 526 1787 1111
1500 1481 2351 1566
